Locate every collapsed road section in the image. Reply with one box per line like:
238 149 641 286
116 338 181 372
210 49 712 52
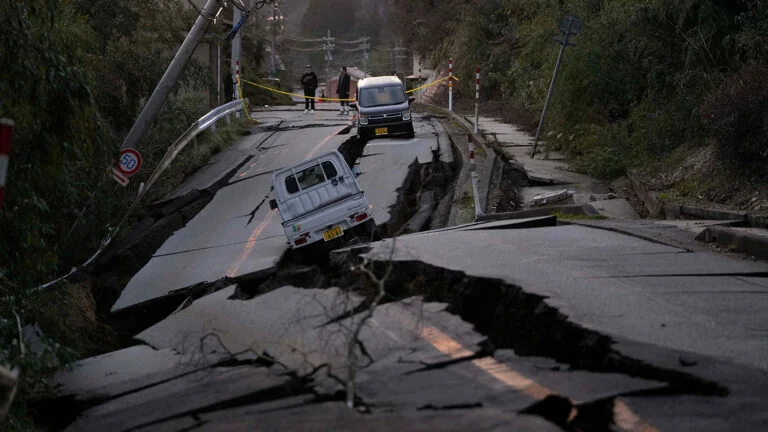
97 112 456 334
47 110 768 431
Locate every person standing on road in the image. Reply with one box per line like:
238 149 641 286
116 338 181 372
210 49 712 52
300 65 318 113
337 66 351 115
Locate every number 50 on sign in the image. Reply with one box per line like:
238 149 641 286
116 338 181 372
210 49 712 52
117 148 142 177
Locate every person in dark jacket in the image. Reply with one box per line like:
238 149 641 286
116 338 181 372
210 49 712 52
336 66 351 115
300 65 318 113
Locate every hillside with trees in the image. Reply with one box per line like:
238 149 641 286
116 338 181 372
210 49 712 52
392 0 768 210
0 2 274 425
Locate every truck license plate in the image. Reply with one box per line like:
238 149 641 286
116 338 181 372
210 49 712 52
375 127 388 136
322 226 343 241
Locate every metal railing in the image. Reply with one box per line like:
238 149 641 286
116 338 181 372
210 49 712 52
141 99 244 195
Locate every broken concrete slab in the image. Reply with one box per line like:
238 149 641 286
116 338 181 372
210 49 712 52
112 236 286 312
530 189 574 207
158 402 564 432
137 286 364 378
654 219 744 235
357 131 436 226
475 205 600 222
588 198 639 219
52 346 225 402
696 226 768 260
64 365 300 432
113 120 359 312
361 225 768 371
457 216 558 231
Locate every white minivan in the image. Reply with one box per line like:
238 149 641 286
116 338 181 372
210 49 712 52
269 151 376 249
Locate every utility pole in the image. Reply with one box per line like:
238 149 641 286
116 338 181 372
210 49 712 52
269 1 280 76
531 16 582 159
393 41 407 80
360 35 370 74
120 0 222 151
323 29 334 93
232 6 242 96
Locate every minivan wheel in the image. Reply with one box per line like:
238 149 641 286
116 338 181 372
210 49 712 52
358 126 372 142
404 123 415 139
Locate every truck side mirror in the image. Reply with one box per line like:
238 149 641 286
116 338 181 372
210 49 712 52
408 96 416 104
269 199 278 210
352 166 362 178
349 102 358 110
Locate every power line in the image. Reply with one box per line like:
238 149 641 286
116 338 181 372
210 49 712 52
285 45 325 52
284 34 326 42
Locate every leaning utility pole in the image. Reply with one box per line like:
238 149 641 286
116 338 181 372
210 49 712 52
231 6 242 95
531 16 582 159
120 0 223 150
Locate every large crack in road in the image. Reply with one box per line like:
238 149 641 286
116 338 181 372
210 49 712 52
51 112 762 431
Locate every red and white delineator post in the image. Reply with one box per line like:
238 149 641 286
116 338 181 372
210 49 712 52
235 60 241 118
0 118 13 210
468 134 482 218
474 68 480 134
418 59 422 104
448 58 453 112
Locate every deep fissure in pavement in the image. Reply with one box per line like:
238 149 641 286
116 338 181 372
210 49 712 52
235 250 728 396
224 250 729 429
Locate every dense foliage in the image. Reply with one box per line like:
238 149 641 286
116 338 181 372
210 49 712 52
0 2 261 422
392 0 768 179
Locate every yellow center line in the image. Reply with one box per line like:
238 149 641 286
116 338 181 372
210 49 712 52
226 211 275 278
226 124 349 278
419 324 657 432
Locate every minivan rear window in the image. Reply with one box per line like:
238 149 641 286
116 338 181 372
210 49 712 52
359 85 406 107
284 160 339 194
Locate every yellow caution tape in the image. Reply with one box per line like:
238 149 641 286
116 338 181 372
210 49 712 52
406 75 460 94
240 75 460 104
241 79 355 102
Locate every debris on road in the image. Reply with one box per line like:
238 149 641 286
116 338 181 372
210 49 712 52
529 189 574 207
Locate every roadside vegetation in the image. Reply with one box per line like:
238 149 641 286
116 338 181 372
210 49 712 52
0 1 269 428
392 0 768 210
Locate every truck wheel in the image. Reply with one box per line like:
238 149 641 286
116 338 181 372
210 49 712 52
363 220 381 242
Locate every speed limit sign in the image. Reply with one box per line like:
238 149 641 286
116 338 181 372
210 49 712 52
117 148 142 176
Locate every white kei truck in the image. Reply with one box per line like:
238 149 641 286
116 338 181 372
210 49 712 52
269 150 377 249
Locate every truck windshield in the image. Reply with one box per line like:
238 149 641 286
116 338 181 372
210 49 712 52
285 161 338 194
358 85 406 107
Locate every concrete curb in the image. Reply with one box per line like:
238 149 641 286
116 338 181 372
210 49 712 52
627 173 663 218
667 205 748 222
423 104 496 215
627 172 768 226
695 226 768 260
475 204 600 222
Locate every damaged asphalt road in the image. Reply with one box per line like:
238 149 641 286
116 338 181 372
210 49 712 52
52 107 768 431
110 111 450 314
